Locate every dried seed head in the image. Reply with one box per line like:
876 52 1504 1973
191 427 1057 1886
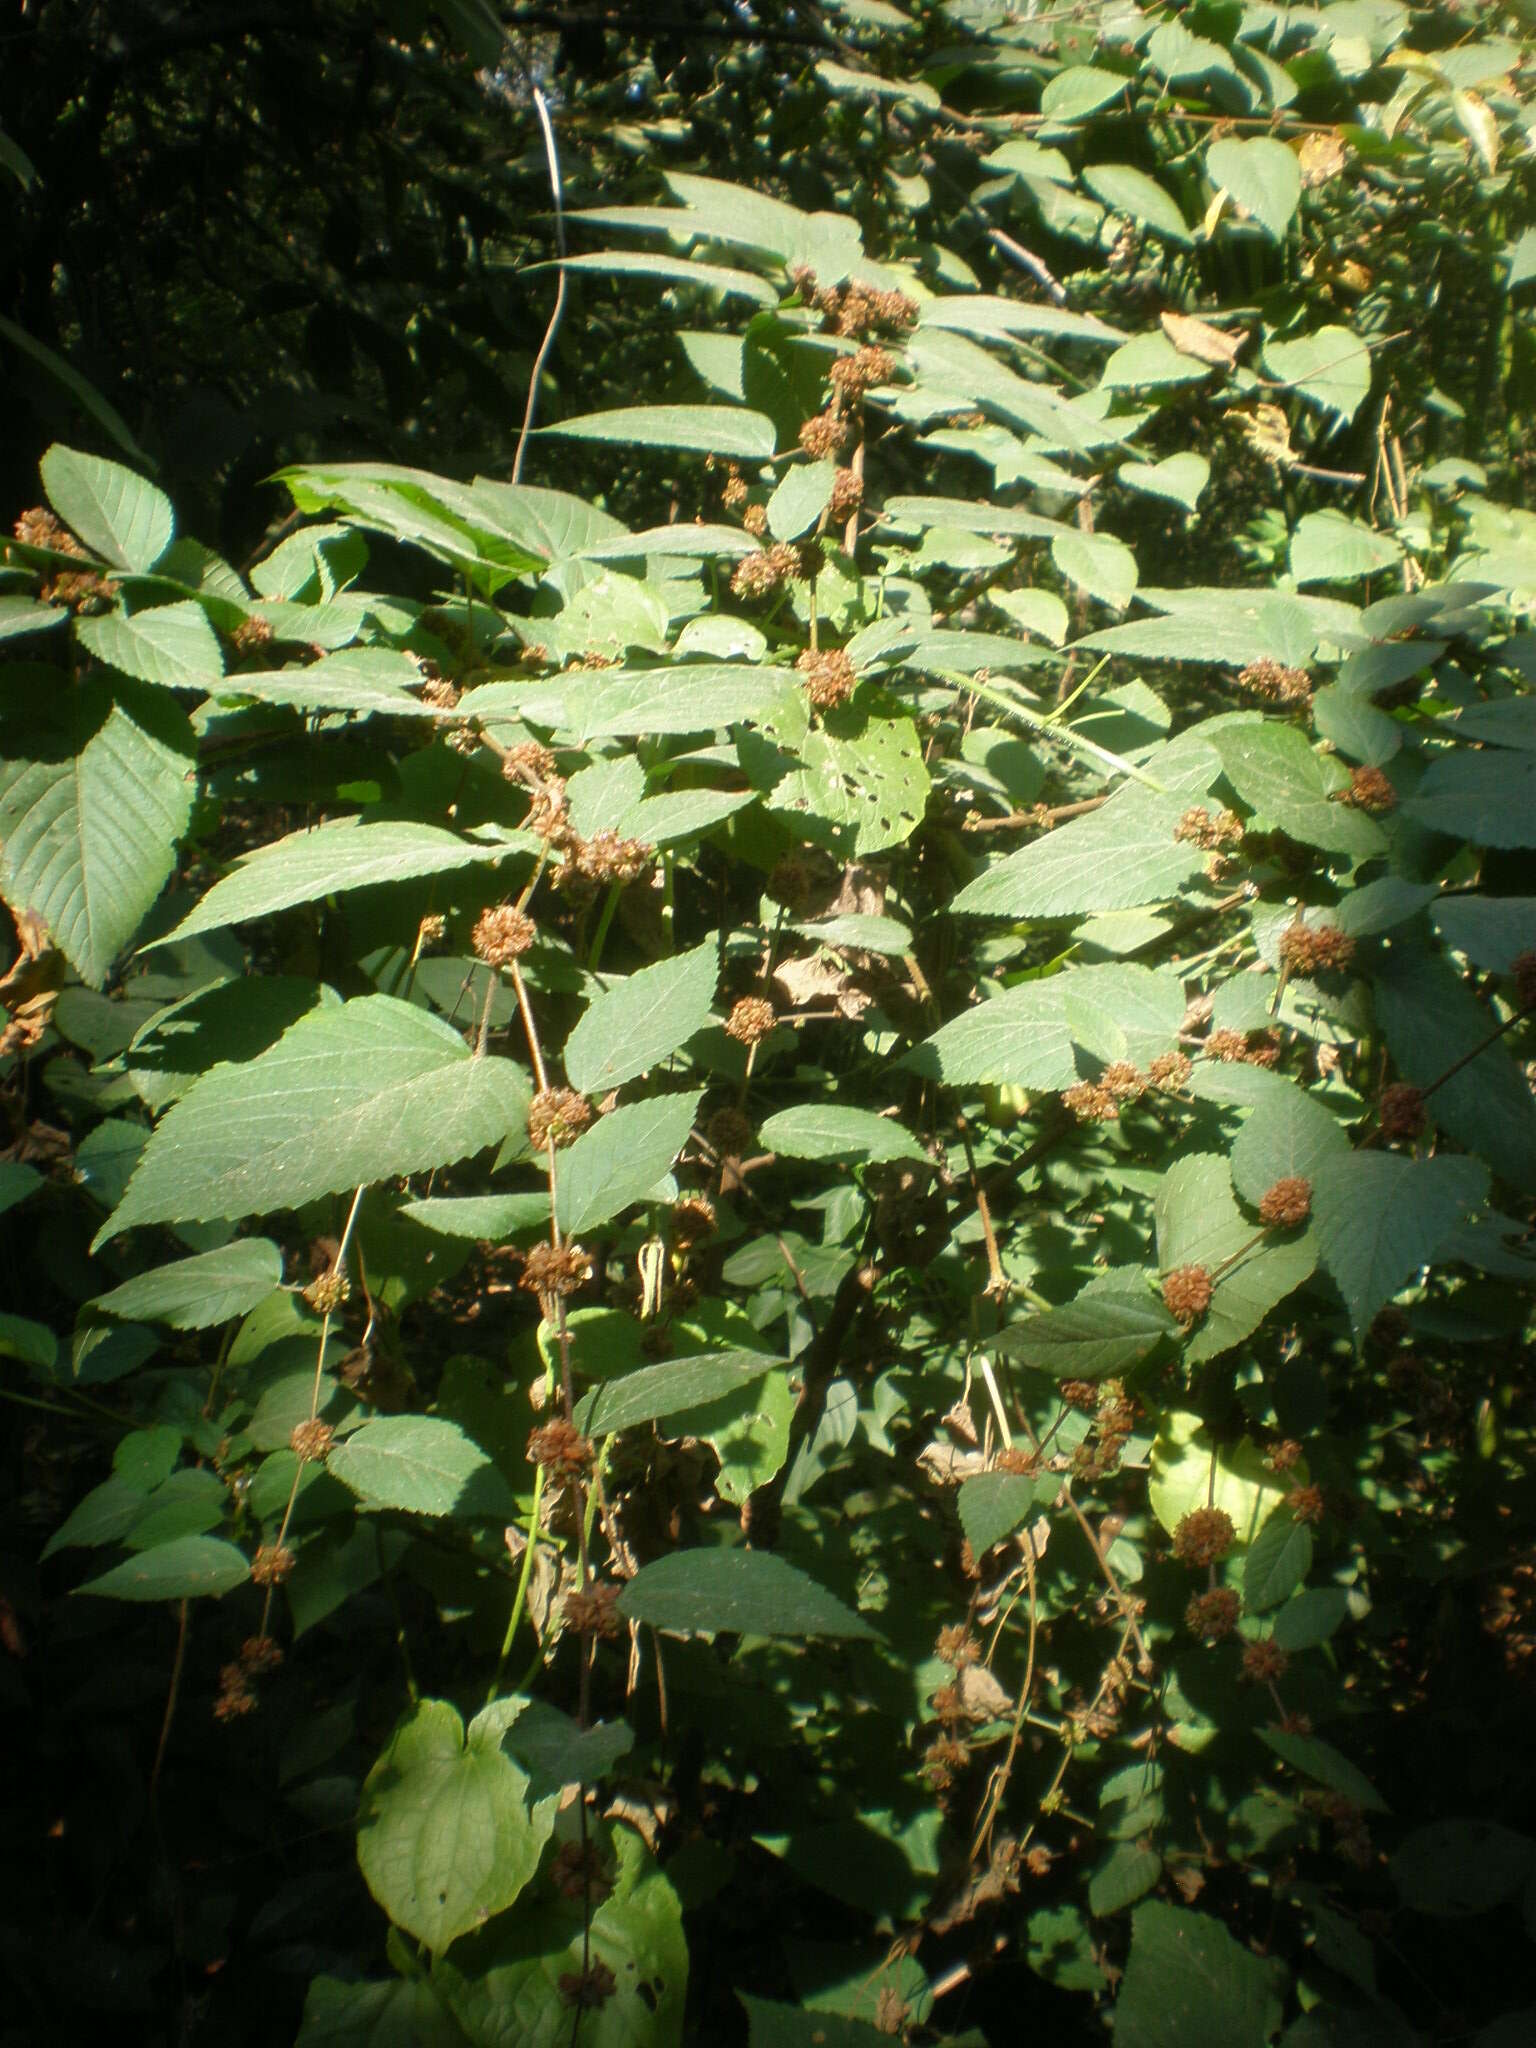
1172 1506 1237 1567
558 1961 619 2010
12 506 84 555
798 410 849 459
417 913 446 948
1162 1264 1214 1325
1268 1438 1304 1473
725 995 777 1045
1237 658 1312 705
829 345 895 396
574 829 654 885
1101 1061 1146 1101
1241 1639 1290 1683
1513 949 1536 1011
250 1544 295 1585
1278 919 1355 976
721 470 748 509
787 261 818 301
528 1087 592 1152
1259 1175 1312 1227
419 673 461 711
1148 1049 1193 1090
794 538 825 582
1176 805 1244 848
996 1446 1040 1476
527 1418 596 1480
829 465 863 521
519 1242 592 1300
765 852 819 910
563 1581 626 1639
921 1735 968 1791
935 1623 980 1666
1063 1082 1118 1123
670 1194 717 1244
796 645 857 710
706 1106 755 1159
1205 1027 1249 1063
1343 764 1396 812
289 1420 335 1463
730 542 800 599
503 739 558 784
42 570 117 613
214 1666 258 1720
1378 1081 1425 1141
472 904 536 966
240 1635 284 1672
303 1271 351 1315
1287 1483 1326 1525
742 502 768 537
231 615 274 655
524 782 571 840
1185 1587 1242 1640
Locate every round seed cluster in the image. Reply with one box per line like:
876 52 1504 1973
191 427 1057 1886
706 1107 754 1160
527 1418 596 1480
1378 1082 1425 1141
796 646 857 710
472 904 536 965
1148 1049 1193 1089
1162 1264 1214 1325
519 1242 592 1299
1259 1175 1313 1227
1344 764 1396 811
725 995 777 1045
798 410 850 458
1172 1506 1237 1568
528 1087 592 1152
1185 1587 1242 1640
250 1543 295 1586
1237 658 1312 705
289 1420 335 1464
1278 919 1355 976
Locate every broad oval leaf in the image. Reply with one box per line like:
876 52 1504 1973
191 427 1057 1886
555 1089 702 1234
543 405 777 460
996 1293 1175 1379
958 1472 1044 1560
40 443 173 571
758 1104 924 1163
617 1548 876 1639
89 1239 284 1330
1311 1151 1489 1338
564 942 718 1096
1208 136 1302 243
75 1534 250 1601
327 1416 502 1517
76 600 225 690
1243 1506 1313 1613
575 1351 781 1437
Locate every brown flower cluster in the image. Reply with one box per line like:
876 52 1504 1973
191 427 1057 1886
1204 1027 1279 1068
558 1962 618 2010
829 345 895 397
528 1087 592 1152
706 1106 754 1159
417 913 446 948
12 506 84 555
1278 919 1355 976
670 1194 717 1244
1185 1587 1242 1640
1063 1081 1119 1123
1259 1175 1312 1228
527 1418 596 1481
935 1623 981 1667
289 1420 335 1464
1148 1049 1193 1090
419 672 460 712
798 410 851 459
721 468 748 509
730 541 802 599
1238 658 1313 705
250 1543 295 1586
549 1841 613 1904
231 615 274 655
519 1242 592 1300
1172 1506 1237 1568
1241 1638 1290 1684
1287 1483 1326 1526
574 830 654 885
742 502 769 537
791 266 918 339
995 1446 1040 1476
472 903 536 966
303 1270 351 1315
1174 806 1245 849
725 995 777 1045
921 1735 969 1792
1378 1081 1425 1140
1343 764 1396 812
1513 949 1536 1011
829 466 863 521
214 1663 258 1721
797 645 857 710
1267 1438 1304 1474
503 739 558 784
42 570 116 613
1162 1264 1213 1325
563 1580 626 1639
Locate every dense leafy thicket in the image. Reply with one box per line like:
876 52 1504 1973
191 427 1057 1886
4 4 1536 2045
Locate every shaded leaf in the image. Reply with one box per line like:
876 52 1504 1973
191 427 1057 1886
75 1535 250 1601
555 1090 701 1234
89 1239 284 1330
1115 1901 1286 2048
617 1549 876 1639
564 942 717 1095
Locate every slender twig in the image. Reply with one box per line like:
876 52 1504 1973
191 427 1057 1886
513 86 567 484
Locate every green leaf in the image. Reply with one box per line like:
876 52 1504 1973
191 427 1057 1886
1081 164 1191 244
1150 1412 1291 1546
76 601 225 690
768 712 930 858
89 1239 283 1330
544 406 777 460
223 647 443 721
741 1999 889 2048
1089 1843 1163 1918
275 462 548 591
918 294 1121 345
995 1292 1175 1379
75 1535 250 1601
1259 1727 1388 1813
97 996 526 1245
906 978 1076 1089
767 460 835 542
555 1089 702 1234
1051 530 1138 609
1041 65 1129 120
399 1193 550 1240
758 1105 924 1164
0 597 65 640
0 1311 57 1375
328 1416 501 1517
1207 137 1302 242
555 250 778 305
1077 590 1318 668
1115 1901 1286 2048
0 675 196 986
1272 1588 1350 1651
953 782 1212 918
1404 748 1536 846
41 1473 147 1557
564 941 718 1096
0 319 153 467
575 1351 779 1436
1229 1079 1349 1210
1156 1155 1317 1364
1119 454 1210 510
1243 1507 1313 1613
1312 1152 1489 1338
617 1549 876 1639
433 1819 687 2048
958 1473 1043 1560
357 1698 553 1952
296 1975 470 2048
1392 1820 1535 1918
1263 326 1372 426
40 444 173 571
680 1370 796 1505
1289 511 1401 586
789 912 912 955
816 57 939 109
0 1161 42 1218
156 821 520 945
1213 724 1386 858
1431 895 1536 973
